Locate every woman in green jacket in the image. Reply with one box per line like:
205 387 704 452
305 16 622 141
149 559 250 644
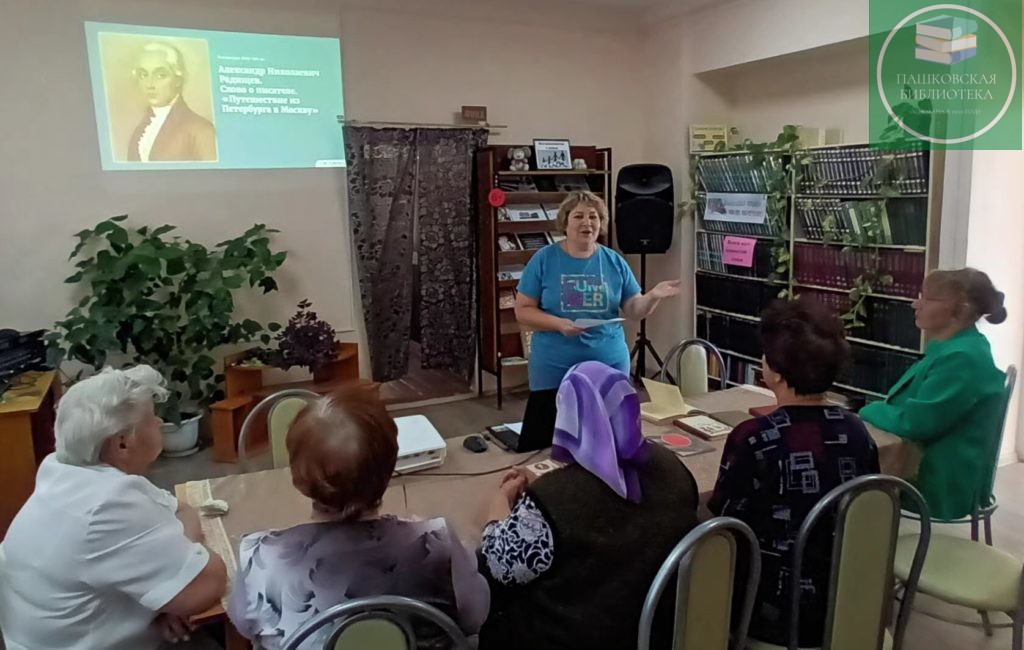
860 268 1007 520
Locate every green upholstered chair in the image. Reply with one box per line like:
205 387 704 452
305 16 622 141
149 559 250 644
745 475 930 650
638 517 761 650
280 595 470 650
237 388 318 471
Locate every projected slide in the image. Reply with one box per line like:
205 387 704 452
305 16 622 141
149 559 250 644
84 22 345 170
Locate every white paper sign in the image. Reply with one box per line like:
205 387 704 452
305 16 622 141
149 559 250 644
704 192 768 224
573 318 625 329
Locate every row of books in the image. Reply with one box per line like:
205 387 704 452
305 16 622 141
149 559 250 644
497 232 564 252
697 153 786 194
797 288 921 350
723 360 765 388
696 232 775 278
839 344 920 396
798 177 928 196
696 312 762 360
696 274 781 319
792 244 925 298
796 197 928 246
497 176 595 193
799 145 929 187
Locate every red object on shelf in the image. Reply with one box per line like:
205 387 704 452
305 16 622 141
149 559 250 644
488 188 507 207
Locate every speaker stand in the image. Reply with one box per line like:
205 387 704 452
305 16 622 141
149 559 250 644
629 253 665 381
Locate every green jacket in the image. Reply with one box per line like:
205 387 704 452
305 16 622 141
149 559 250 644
860 326 1005 520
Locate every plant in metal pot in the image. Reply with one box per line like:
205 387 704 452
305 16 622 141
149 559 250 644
259 299 339 377
46 216 287 442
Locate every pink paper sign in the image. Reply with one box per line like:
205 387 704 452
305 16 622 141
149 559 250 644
722 236 757 268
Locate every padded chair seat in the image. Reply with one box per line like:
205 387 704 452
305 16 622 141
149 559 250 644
745 629 893 650
894 533 1022 613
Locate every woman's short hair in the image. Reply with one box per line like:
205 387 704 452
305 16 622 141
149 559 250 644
924 267 1007 325
55 365 168 466
555 191 609 234
287 384 398 521
759 298 850 395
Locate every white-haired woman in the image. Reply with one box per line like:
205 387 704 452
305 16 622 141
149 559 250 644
128 41 217 162
513 191 681 445
0 366 226 650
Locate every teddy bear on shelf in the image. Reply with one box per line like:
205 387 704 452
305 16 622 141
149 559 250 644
507 146 532 172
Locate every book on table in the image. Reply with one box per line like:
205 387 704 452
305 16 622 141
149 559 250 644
673 414 733 440
640 378 701 424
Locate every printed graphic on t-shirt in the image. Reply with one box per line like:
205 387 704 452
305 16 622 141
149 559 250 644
560 274 607 313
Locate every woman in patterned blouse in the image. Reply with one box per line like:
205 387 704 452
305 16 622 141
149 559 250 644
477 361 698 650
227 384 489 650
708 298 880 647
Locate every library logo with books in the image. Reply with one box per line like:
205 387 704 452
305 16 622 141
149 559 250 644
870 1 1021 149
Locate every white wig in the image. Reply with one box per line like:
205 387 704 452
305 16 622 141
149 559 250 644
135 41 187 78
55 365 169 466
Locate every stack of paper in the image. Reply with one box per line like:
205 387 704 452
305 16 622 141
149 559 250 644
915 15 978 65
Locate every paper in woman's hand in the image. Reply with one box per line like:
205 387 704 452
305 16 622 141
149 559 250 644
571 318 625 329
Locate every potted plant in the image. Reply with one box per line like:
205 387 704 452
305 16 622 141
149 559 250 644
257 299 340 382
46 216 287 456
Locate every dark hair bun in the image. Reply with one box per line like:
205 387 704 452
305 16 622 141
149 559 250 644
986 290 1007 324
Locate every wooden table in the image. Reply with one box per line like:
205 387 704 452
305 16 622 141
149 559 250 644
0 370 59 538
174 386 920 648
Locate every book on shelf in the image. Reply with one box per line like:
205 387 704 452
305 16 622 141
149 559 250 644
696 311 762 360
792 243 923 297
796 197 928 246
798 146 928 196
550 233 566 244
499 289 517 309
497 177 539 192
518 232 551 250
696 274 779 318
540 203 560 221
697 153 784 194
696 231 774 278
502 204 547 222
497 234 522 252
497 264 525 281
699 197 782 238
553 175 591 192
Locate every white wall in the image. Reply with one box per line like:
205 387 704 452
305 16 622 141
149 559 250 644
965 149 1024 463
0 0 645 384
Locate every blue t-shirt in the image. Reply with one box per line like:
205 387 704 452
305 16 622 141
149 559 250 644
517 244 641 390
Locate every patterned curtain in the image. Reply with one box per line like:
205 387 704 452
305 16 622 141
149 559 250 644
345 126 418 382
416 128 489 382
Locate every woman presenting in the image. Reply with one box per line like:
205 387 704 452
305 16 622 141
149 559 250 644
514 191 679 443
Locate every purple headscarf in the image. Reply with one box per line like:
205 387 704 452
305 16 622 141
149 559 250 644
552 361 649 503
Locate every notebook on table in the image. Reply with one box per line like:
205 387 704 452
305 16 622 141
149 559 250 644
673 414 733 440
640 378 703 424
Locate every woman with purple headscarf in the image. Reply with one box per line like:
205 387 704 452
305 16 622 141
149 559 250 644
476 361 698 650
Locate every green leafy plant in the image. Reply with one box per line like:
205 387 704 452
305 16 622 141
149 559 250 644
46 216 287 423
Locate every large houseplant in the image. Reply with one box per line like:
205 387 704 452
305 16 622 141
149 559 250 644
47 216 287 452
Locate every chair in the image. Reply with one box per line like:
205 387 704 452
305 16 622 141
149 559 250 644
657 338 727 396
237 388 319 471
746 475 930 650
639 517 761 650
901 365 1016 546
280 595 471 650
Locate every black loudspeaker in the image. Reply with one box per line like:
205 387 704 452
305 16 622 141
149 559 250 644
615 164 674 254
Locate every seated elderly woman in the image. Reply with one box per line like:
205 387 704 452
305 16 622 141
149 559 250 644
708 298 880 647
477 361 699 650
0 366 227 650
227 384 489 650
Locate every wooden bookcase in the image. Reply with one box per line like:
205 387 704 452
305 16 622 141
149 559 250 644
475 144 613 408
692 143 943 405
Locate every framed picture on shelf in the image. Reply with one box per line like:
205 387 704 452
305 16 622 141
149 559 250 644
497 234 522 252
518 232 551 251
499 289 516 309
533 139 573 170
504 204 546 222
